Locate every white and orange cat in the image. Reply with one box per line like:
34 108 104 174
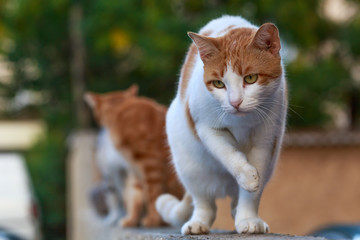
156 15 287 235
85 86 184 227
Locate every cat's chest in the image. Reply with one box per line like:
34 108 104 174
227 123 253 147
221 115 258 149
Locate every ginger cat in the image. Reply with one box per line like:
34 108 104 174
85 85 183 227
156 15 287 234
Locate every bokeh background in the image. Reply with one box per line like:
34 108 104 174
0 0 359 239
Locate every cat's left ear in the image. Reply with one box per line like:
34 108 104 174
188 32 220 63
252 23 281 55
126 84 139 96
84 92 99 109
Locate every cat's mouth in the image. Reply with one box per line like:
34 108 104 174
230 108 250 116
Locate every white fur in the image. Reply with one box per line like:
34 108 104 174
159 15 287 235
97 129 129 177
155 193 193 226
96 129 129 222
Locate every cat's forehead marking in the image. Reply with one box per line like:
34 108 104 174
223 67 244 93
203 28 257 85
211 71 221 79
221 28 256 76
218 28 282 85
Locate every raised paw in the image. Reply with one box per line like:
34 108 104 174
235 217 269 234
181 221 210 235
237 164 260 192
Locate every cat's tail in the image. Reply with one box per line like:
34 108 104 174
155 192 193 226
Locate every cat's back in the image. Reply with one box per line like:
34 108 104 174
114 97 167 131
105 96 168 160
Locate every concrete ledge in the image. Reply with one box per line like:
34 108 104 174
115 228 327 240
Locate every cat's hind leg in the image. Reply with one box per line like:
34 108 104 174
181 196 216 235
119 174 144 227
140 161 164 227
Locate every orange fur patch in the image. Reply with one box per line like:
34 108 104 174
86 88 185 227
180 31 213 101
185 100 200 140
134 182 143 190
180 44 198 100
202 28 282 87
217 25 235 35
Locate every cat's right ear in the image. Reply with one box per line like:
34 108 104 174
126 84 139 96
252 23 281 55
84 92 99 109
188 32 220 63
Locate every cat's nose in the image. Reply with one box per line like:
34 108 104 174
230 99 243 109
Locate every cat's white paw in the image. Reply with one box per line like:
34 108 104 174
181 221 210 235
236 164 260 192
235 217 269 234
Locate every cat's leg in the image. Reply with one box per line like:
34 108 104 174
234 141 279 234
140 163 164 227
234 189 269 233
181 195 216 235
197 125 260 192
231 195 238 219
119 174 144 227
110 168 126 218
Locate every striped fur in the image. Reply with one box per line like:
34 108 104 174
85 85 184 228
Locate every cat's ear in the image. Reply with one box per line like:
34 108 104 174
252 23 281 55
84 92 99 109
126 84 138 96
188 32 220 63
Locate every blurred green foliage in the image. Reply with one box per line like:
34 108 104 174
25 129 67 240
1 0 359 127
0 0 359 238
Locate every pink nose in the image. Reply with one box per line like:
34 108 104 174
230 99 243 109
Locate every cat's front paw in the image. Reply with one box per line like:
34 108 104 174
235 217 269 234
181 221 210 235
237 164 260 192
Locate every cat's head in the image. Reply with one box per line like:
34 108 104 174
188 23 282 115
84 84 138 125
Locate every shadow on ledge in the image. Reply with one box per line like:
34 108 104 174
114 228 327 240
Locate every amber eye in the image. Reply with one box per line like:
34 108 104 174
244 74 258 84
212 80 225 88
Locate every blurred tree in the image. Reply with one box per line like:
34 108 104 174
0 0 359 238
1 0 359 128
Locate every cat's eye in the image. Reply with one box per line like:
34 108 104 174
244 74 258 84
212 80 225 88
